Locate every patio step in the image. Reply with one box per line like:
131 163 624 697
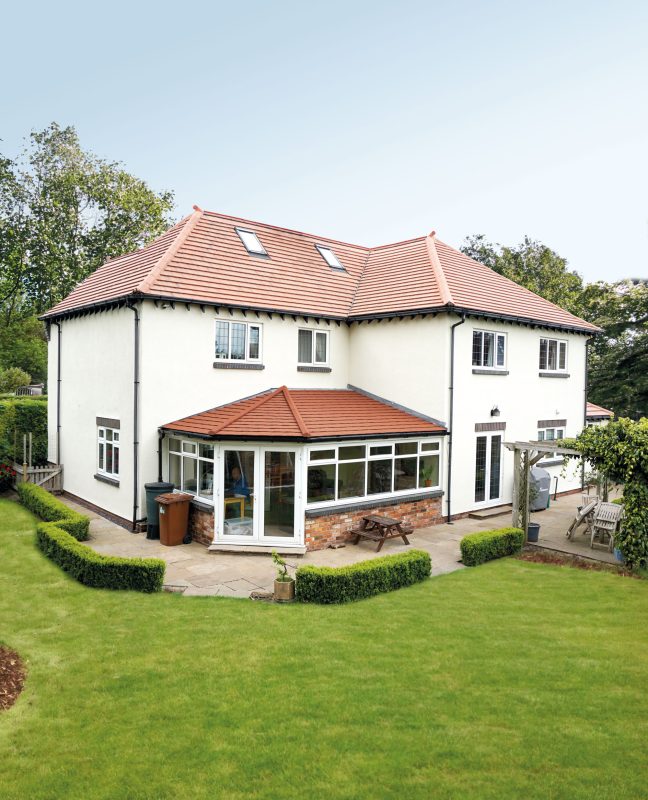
208 543 307 556
468 504 513 520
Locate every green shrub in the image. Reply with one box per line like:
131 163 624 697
296 549 431 604
460 527 525 567
36 522 165 593
16 482 89 540
0 398 48 464
0 366 32 394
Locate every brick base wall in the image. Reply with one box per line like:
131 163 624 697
304 496 444 551
189 505 214 546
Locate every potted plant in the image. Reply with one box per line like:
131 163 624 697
421 466 436 488
272 550 295 601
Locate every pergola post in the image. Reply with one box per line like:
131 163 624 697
512 449 521 528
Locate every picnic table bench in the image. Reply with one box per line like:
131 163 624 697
351 514 413 552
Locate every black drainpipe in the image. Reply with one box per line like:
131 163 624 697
127 302 141 532
447 314 466 523
157 429 165 482
52 321 62 465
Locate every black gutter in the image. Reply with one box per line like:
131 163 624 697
157 430 448 443
127 302 141 532
157 429 165 482
52 321 62 464
447 314 466 523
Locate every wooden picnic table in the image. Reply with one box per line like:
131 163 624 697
351 514 413 552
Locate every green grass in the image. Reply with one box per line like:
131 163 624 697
1 499 647 800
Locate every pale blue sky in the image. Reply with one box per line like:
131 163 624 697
2 0 647 281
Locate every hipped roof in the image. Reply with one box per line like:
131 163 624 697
43 207 600 333
161 387 446 441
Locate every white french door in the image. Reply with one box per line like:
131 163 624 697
216 446 301 545
474 433 503 506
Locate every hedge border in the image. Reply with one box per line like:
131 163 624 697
460 527 525 567
17 483 165 593
296 549 431 604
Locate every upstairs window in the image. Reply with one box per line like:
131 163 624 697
472 330 506 369
315 244 345 271
539 337 567 372
298 328 329 365
235 227 267 256
215 320 262 362
98 426 120 478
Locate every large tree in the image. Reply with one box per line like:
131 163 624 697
0 123 174 324
461 235 647 419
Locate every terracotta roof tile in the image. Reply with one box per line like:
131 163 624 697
42 208 600 333
586 402 614 418
162 387 445 440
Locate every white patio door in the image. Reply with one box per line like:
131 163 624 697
474 433 503 505
218 446 300 545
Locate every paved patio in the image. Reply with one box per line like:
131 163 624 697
64 490 621 597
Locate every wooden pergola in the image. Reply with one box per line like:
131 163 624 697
504 441 582 538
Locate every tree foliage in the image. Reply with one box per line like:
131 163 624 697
568 419 648 568
461 235 648 418
0 123 174 324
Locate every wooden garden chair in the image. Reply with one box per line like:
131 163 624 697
590 502 624 551
566 499 599 540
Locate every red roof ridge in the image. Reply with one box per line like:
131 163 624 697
137 208 204 294
280 386 311 436
200 209 371 251
425 232 454 306
210 387 281 435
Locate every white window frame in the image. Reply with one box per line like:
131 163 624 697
97 426 120 478
298 328 329 366
472 329 507 370
315 244 345 271
305 438 442 508
168 438 215 503
539 337 568 373
214 319 263 363
235 227 268 256
537 426 565 460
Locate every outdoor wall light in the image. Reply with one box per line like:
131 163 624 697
490 405 500 417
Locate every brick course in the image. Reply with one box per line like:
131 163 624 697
304 496 443 551
189 505 214 546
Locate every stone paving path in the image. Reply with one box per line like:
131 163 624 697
64 491 619 598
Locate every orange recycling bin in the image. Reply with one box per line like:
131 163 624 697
156 493 192 546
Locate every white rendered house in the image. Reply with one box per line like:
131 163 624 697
42 207 600 551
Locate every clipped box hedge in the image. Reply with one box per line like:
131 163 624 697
17 482 165 593
460 527 525 567
296 549 431 604
16 482 89 540
36 522 165 593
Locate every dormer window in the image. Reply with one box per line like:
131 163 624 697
236 227 267 256
315 244 345 271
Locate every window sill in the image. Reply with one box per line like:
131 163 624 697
213 362 265 370
539 372 570 378
190 498 214 513
305 489 444 518
297 365 332 373
94 473 120 487
472 369 509 376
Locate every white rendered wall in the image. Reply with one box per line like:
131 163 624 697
450 320 588 516
49 308 135 521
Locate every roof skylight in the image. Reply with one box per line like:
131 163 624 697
236 227 268 256
315 244 345 271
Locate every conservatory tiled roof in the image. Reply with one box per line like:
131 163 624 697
42 207 600 333
161 387 446 441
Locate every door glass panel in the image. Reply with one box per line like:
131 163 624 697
489 436 502 500
223 450 255 536
475 436 487 502
263 451 295 538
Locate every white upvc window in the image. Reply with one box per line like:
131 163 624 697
298 328 329 365
472 330 506 369
306 438 441 506
539 337 568 372
168 438 215 502
97 427 120 478
537 426 565 459
214 320 262 363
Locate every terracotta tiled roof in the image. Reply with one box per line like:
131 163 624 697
586 402 614 418
43 208 600 333
162 387 445 440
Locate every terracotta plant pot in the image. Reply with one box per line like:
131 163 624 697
274 579 295 602
424 480 432 487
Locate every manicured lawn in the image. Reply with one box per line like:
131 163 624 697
1 499 647 799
